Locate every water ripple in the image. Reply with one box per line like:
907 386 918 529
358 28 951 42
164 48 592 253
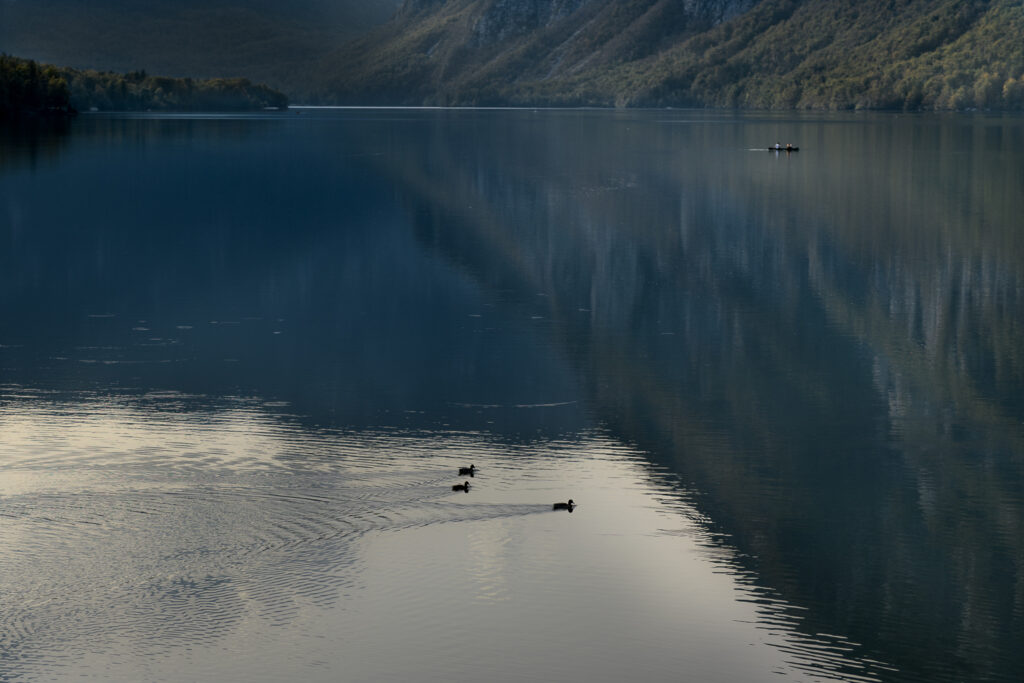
0 409 562 679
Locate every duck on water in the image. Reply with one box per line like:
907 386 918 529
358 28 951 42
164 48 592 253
553 499 575 512
452 481 471 492
458 464 475 476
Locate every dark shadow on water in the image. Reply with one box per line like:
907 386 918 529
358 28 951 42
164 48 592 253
0 116 73 175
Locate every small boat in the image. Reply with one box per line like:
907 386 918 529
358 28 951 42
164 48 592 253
552 499 575 512
452 481 471 492
768 146 799 151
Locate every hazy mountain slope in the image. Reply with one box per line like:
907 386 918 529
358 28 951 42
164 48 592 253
0 0 401 95
320 0 1024 109
317 0 756 103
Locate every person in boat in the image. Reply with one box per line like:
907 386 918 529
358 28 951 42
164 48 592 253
786 143 793 151
775 141 781 150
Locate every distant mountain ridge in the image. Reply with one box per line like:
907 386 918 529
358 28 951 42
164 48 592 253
319 0 1024 109
4 0 1023 108
0 0 401 96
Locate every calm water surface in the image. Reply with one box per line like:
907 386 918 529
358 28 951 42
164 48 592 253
1 109 1023 682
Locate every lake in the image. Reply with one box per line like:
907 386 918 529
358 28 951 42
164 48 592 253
1 108 1023 682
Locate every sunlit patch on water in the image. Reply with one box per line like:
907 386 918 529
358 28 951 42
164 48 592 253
0 389 893 682
0 392 561 664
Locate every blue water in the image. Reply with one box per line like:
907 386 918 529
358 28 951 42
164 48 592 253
1 109 1022 681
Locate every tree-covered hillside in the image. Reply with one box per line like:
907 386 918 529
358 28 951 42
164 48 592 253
1 55 71 117
61 68 289 112
319 0 1024 109
1 55 288 117
616 0 1024 109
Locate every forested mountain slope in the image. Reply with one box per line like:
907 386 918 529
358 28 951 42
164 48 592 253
619 0 1024 109
319 0 1024 109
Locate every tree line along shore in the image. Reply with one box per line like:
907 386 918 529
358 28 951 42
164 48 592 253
1 54 288 118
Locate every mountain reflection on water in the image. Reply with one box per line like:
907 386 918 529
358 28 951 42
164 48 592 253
367 109 1024 681
2 110 1023 681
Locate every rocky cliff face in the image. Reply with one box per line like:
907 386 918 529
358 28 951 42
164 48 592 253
468 0 757 45
468 0 756 46
471 0 588 44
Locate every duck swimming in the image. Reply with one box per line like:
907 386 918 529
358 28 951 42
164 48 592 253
552 499 575 511
452 481 471 492
458 464 476 476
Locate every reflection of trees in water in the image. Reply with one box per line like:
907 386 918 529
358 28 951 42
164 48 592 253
0 117 72 175
0 114 271 177
374 111 1024 681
